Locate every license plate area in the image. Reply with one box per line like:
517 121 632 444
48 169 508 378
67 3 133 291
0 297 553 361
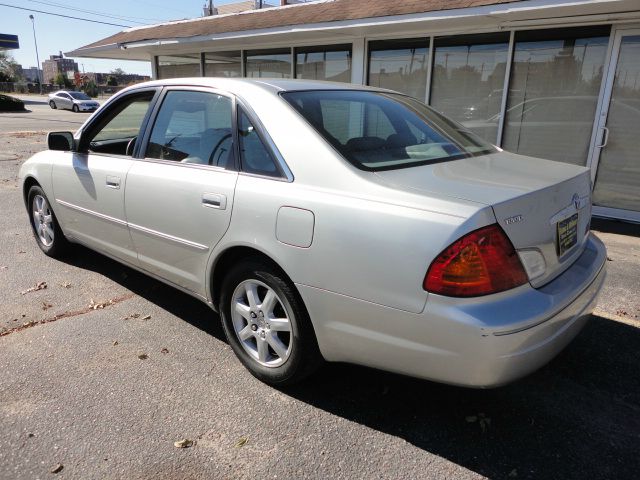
557 212 579 257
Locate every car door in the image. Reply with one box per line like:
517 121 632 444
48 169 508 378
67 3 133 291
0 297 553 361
58 92 72 109
51 88 158 264
124 87 238 296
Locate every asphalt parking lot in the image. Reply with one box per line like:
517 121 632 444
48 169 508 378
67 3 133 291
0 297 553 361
1 99 639 479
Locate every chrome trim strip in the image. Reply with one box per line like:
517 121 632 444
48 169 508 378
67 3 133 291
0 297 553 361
56 199 209 251
56 199 127 226
128 222 209 251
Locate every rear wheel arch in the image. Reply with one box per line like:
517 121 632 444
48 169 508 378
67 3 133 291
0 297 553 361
210 246 293 310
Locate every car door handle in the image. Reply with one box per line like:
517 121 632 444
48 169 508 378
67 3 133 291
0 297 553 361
202 193 227 210
106 176 121 189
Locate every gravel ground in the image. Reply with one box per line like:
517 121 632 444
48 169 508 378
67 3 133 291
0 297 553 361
0 113 639 479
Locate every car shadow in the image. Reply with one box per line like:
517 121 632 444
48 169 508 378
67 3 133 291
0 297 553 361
62 245 640 480
591 217 640 238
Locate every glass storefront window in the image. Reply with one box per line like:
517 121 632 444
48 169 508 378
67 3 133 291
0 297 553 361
368 38 429 101
430 33 509 143
204 51 242 77
245 49 292 78
593 35 640 212
295 45 352 82
156 54 201 79
502 27 610 165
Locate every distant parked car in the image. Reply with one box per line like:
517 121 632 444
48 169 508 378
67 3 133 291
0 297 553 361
48 90 100 112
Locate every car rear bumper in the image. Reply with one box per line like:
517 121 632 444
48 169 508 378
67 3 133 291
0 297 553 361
298 233 607 387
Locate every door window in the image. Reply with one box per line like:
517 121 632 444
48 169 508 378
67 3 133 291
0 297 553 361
146 90 234 168
238 109 280 177
83 91 154 156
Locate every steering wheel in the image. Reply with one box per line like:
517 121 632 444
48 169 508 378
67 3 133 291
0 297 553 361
126 136 137 157
207 133 233 166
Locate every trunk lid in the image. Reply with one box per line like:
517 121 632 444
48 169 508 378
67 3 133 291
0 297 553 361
374 151 592 287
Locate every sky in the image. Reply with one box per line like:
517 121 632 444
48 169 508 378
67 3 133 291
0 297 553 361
2 0 245 76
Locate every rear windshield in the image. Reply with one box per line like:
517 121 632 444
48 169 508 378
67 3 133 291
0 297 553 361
281 90 496 171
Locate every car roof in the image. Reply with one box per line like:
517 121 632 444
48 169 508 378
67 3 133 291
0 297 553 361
122 77 390 96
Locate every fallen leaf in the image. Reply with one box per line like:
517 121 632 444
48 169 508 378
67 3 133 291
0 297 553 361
50 464 64 474
161 348 169 354
20 282 47 295
137 353 148 360
234 437 248 448
17 250 26 254
112 341 119 346
41 301 53 310
0 266 7 270
90 299 115 310
606 256 613 261
141 315 151 320
174 439 193 448
60 282 71 288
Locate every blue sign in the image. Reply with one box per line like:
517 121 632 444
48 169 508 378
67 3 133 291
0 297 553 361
0 34 19 50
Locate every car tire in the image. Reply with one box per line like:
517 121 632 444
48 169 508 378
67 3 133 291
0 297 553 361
72 104 79 113
49 100 56 109
220 258 323 386
27 185 70 258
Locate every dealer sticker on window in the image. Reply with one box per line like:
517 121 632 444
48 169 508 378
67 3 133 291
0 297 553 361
557 213 579 257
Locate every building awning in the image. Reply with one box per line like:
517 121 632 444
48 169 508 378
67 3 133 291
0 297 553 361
67 0 640 61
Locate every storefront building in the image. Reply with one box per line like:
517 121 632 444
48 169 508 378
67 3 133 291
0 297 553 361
69 0 640 222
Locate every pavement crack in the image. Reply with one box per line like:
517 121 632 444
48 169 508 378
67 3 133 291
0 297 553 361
0 293 135 337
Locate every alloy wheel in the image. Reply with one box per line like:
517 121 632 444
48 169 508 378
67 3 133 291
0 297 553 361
32 194 55 247
231 279 293 367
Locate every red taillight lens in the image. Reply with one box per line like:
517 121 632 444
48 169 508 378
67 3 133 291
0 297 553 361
424 224 528 297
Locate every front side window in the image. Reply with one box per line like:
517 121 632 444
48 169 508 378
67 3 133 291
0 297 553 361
282 90 495 171
69 92 91 100
238 109 280 177
146 90 233 167
84 91 154 155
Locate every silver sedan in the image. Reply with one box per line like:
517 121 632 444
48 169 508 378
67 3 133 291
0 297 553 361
48 90 100 112
20 78 606 387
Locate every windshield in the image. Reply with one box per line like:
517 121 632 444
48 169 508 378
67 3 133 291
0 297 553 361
69 92 91 100
281 90 496 171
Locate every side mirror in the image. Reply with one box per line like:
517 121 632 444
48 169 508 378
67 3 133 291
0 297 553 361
48 131 75 151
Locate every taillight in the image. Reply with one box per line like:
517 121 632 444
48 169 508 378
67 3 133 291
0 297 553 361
424 224 528 297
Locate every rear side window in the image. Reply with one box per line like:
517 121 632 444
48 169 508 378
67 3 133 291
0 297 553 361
146 90 233 167
282 90 496 171
238 109 280 177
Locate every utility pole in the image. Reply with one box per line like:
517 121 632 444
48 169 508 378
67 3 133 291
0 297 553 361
29 14 42 95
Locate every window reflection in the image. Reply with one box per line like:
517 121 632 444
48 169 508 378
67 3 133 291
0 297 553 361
368 39 429 101
157 54 201 79
431 34 509 143
246 49 292 78
502 28 610 165
593 35 640 212
296 45 351 82
204 51 242 77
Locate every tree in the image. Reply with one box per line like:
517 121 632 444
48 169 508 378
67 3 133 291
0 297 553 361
106 75 118 86
82 80 98 98
110 68 125 77
0 52 21 82
54 72 72 88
